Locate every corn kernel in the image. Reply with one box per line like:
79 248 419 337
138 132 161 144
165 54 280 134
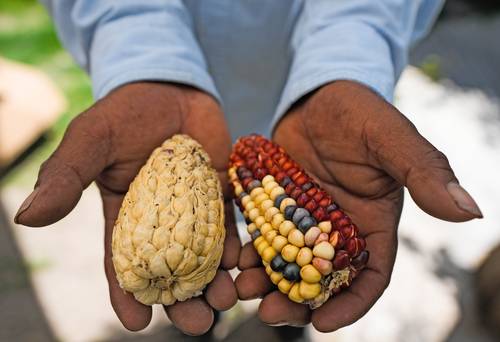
257 240 270 255
255 216 266 228
288 283 304 303
260 223 273 235
288 229 305 247
300 265 322 283
280 198 297 212
262 175 275 186
265 264 273 276
264 181 279 195
272 235 288 252
248 208 260 221
278 278 293 294
250 187 265 199
247 223 257 234
264 207 280 222
278 220 295 237
304 226 321 247
254 193 270 206
282 244 300 262
271 213 285 229
245 201 256 211
299 280 321 300
313 241 335 260
234 184 244 196
241 195 251 207
318 221 332 234
312 257 333 275
264 230 278 244
270 186 286 201
270 271 283 285
296 247 313 267
253 236 264 248
260 199 274 213
262 246 277 263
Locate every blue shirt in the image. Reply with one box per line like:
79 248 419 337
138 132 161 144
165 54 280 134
41 0 443 139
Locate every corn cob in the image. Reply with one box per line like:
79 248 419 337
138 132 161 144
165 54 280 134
112 135 225 305
229 134 369 308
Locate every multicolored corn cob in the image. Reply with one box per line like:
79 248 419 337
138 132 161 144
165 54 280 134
229 134 369 308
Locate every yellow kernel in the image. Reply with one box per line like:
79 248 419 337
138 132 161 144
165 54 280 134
278 278 293 294
296 247 313 267
270 271 283 285
245 201 256 211
241 195 251 207
318 221 332 234
234 184 244 196
304 226 321 247
249 208 260 221
271 213 285 229
257 240 270 255
269 186 286 201
264 230 278 244
261 175 275 186
280 198 297 212
260 223 273 236
228 167 236 177
265 264 273 276
264 181 279 195
255 216 266 228
253 236 264 248
272 235 288 252
262 246 277 263
250 187 265 199
247 223 258 234
254 193 270 206
279 220 295 237
300 265 322 283
282 244 300 262
264 207 280 222
288 283 304 303
299 280 321 300
313 241 335 260
260 199 274 213
288 229 305 247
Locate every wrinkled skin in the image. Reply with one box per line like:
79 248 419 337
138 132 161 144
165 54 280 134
14 83 240 335
235 81 482 332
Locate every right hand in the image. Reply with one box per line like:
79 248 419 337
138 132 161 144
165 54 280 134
14 82 241 335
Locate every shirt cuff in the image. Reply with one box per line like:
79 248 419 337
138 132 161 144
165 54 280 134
272 21 395 130
89 10 219 101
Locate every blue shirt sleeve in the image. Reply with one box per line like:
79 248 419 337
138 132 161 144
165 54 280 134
40 0 220 100
272 0 444 129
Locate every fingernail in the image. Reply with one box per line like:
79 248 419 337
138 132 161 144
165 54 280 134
14 187 39 224
446 182 483 218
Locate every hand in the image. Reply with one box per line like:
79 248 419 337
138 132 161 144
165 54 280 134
14 82 241 335
235 80 482 331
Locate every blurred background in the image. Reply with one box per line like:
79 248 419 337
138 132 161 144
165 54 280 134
1 0 500 341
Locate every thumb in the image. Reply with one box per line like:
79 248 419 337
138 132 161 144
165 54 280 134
369 110 482 222
15 109 111 226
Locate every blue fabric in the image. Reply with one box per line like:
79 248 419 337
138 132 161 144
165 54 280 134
40 0 444 139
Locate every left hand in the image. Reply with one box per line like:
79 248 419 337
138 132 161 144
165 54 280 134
235 80 482 331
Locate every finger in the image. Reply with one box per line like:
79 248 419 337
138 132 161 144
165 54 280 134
238 242 261 270
205 270 237 311
221 200 240 269
102 190 152 331
165 297 214 336
312 225 396 332
235 267 274 300
258 291 311 327
15 109 111 226
366 103 482 221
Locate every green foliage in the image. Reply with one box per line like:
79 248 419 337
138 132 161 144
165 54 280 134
0 1 92 186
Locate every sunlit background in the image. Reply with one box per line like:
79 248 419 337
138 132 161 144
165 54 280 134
1 1 500 341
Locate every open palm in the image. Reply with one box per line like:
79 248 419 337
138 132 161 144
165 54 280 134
236 81 482 331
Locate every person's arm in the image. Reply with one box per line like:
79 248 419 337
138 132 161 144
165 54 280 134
271 0 444 128
40 0 219 100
